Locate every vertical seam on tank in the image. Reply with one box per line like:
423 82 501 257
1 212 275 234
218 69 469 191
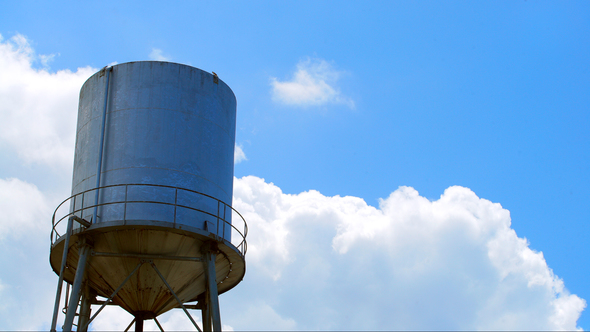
93 66 112 224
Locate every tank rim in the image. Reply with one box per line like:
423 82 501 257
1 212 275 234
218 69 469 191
79 61 236 102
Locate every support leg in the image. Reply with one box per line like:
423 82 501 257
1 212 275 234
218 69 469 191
198 294 211 332
135 314 144 332
63 239 92 332
202 242 221 332
50 217 74 332
124 318 136 332
77 283 95 332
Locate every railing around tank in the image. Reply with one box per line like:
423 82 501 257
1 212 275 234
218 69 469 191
51 183 247 257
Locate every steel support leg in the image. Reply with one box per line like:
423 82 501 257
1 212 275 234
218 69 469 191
124 318 137 332
202 242 221 332
135 315 144 332
77 283 95 332
50 217 74 332
63 239 91 332
198 294 211 332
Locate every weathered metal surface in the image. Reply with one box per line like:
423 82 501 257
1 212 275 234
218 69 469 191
72 61 236 239
50 62 246 321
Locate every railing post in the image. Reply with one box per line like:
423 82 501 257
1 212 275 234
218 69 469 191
81 192 85 219
72 194 77 220
174 188 178 226
124 184 128 221
221 203 225 239
216 201 221 237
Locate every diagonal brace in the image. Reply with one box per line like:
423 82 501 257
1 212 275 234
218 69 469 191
80 261 144 331
154 317 165 332
149 261 203 332
124 317 136 332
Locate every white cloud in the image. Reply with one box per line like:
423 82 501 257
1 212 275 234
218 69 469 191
233 176 292 280
38 53 58 69
221 299 297 331
0 33 96 169
221 176 586 331
90 307 236 331
270 57 354 108
0 177 60 330
89 306 135 331
149 48 171 61
234 144 247 164
0 177 52 239
83 178 587 330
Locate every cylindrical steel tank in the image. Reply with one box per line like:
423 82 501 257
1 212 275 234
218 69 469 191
50 62 246 318
73 61 235 239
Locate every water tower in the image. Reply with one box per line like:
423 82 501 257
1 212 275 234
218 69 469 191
49 61 247 332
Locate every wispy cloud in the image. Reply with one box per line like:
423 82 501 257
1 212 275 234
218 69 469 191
149 48 171 61
270 57 354 109
234 144 247 164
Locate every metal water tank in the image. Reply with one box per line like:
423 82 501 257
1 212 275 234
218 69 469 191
49 62 247 330
74 61 235 238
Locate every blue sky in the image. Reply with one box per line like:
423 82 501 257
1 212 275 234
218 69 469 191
1 1 589 330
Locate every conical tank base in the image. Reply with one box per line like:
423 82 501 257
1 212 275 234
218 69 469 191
50 222 245 317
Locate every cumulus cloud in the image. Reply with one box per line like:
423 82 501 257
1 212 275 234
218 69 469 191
149 48 171 61
234 144 247 164
220 176 586 331
9 174 582 331
0 33 96 169
0 177 59 330
221 300 296 331
270 57 354 108
0 178 53 239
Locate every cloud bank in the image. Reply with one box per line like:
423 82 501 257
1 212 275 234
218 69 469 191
0 33 96 169
222 176 586 331
271 58 355 109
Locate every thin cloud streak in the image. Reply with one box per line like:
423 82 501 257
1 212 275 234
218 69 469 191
235 144 247 164
149 48 171 61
